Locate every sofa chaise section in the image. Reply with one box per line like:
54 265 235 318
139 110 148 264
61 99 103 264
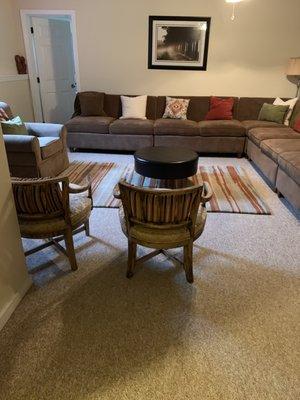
246 127 300 186
276 152 300 210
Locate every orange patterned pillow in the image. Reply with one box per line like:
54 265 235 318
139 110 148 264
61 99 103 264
163 97 190 120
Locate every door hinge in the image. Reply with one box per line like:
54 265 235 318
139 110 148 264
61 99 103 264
37 77 40 84
30 26 34 34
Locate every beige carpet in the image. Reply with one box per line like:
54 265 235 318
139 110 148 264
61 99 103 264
0 154 299 400
63 161 271 214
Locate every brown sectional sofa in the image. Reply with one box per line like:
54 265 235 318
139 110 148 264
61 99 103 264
65 93 300 211
65 94 294 155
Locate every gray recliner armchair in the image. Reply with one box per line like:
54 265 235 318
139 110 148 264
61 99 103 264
1 101 69 178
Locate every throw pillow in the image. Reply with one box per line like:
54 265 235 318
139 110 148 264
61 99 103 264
258 103 289 124
205 97 234 120
293 118 300 133
1 116 28 135
0 108 9 121
162 97 190 119
78 92 106 116
120 95 147 119
273 97 298 126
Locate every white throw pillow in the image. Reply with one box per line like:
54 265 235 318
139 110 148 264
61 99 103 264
273 97 298 126
120 95 147 119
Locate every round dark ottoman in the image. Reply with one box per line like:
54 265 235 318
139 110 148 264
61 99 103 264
134 146 198 179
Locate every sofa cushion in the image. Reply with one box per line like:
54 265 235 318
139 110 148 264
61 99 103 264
277 151 300 186
199 120 245 137
109 119 154 135
260 139 300 162
154 118 199 136
78 92 106 116
247 127 298 147
38 137 63 159
242 120 287 131
65 116 115 134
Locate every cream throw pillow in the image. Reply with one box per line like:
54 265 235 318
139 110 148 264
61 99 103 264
273 97 298 126
120 95 147 119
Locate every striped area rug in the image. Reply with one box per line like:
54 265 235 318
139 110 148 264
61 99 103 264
63 161 271 214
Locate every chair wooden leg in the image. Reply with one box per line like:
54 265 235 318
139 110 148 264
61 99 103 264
184 241 194 283
127 240 137 278
85 220 90 236
64 228 78 271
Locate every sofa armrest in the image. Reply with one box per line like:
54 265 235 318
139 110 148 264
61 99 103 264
3 134 40 155
25 122 65 138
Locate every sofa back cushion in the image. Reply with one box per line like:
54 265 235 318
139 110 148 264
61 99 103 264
156 96 239 121
157 96 209 121
79 92 106 116
237 97 290 121
104 94 157 120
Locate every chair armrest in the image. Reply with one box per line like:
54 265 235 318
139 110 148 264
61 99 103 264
3 134 40 154
68 182 93 209
25 122 65 138
201 181 213 204
113 184 121 199
68 182 91 194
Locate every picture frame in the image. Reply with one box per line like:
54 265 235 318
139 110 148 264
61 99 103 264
148 16 211 71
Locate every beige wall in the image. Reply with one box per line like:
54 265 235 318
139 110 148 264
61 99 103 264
0 80 34 121
14 0 300 98
0 127 31 331
0 0 23 75
0 0 34 120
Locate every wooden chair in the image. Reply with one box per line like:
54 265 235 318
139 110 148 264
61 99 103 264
116 180 212 283
11 176 93 271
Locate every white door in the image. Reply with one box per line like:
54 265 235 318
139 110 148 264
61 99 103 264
31 17 77 123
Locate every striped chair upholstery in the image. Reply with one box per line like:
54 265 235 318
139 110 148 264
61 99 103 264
117 180 212 283
12 176 93 271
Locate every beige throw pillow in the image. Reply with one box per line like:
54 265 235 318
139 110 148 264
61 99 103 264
120 95 147 119
273 97 298 126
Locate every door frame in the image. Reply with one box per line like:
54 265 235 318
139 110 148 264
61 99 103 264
20 10 81 122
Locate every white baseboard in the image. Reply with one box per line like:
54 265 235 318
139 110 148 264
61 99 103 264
0 276 32 331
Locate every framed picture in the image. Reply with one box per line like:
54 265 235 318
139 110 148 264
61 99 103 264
148 16 211 71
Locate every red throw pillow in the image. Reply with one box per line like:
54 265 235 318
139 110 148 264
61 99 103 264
205 97 234 120
294 117 300 133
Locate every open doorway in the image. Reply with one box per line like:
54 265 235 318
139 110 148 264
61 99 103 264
21 10 80 123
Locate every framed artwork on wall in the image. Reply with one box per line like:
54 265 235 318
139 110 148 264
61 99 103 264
148 16 211 71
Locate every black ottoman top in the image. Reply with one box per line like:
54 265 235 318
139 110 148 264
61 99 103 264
134 146 198 179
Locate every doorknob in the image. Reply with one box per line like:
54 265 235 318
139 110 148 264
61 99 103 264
71 83 77 88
